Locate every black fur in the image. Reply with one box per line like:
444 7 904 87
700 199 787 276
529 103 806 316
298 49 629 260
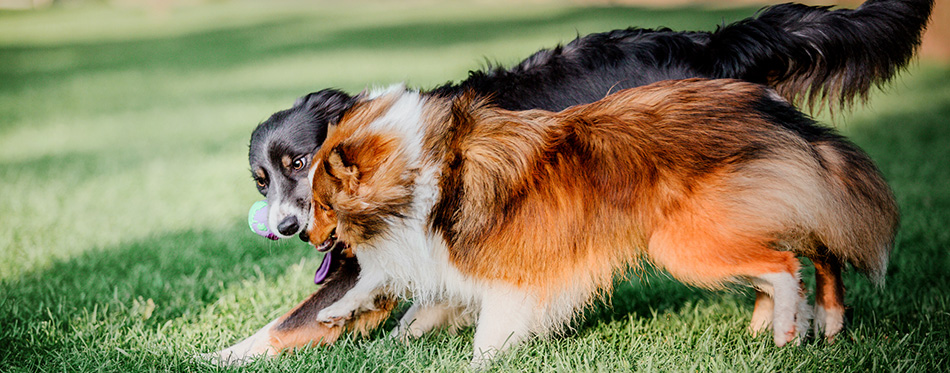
274 243 359 331
249 0 932 238
430 0 933 111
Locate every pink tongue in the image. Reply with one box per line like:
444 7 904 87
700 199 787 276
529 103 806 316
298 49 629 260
314 250 333 285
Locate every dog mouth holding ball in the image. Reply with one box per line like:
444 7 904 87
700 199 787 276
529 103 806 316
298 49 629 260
247 199 346 285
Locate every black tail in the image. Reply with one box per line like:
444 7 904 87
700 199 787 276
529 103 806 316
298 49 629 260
709 0 935 111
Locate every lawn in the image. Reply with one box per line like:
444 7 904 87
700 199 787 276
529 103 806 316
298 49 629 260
1 1 948 371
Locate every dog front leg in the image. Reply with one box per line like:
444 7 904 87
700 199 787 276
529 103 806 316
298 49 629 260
470 286 537 368
205 318 283 366
392 302 471 340
205 290 396 366
316 270 388 326
205 290 346 366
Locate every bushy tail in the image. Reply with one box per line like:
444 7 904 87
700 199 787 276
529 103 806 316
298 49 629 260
814 139 900 284
708 0 935 111
750 85 900 283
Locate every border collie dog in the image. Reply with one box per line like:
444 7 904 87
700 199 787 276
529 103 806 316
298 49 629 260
213 0 931 365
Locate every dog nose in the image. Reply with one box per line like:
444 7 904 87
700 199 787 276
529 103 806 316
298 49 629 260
299 230 310 243
277 216 300 236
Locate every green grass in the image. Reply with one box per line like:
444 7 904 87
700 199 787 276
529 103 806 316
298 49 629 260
1 1 948 371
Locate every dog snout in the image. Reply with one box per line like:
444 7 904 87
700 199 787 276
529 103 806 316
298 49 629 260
277 216 301 236
299 229 310 243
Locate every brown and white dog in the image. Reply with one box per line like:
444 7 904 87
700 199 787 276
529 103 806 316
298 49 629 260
306 79 899 365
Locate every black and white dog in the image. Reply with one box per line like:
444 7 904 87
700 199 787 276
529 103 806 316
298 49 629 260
217 0 933 365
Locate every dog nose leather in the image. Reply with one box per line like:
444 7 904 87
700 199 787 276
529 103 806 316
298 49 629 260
277 216 300 236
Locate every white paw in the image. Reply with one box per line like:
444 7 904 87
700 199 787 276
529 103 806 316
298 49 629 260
772 297 812 347
389 325 412 343
469 354 493 370
199 319 279 366
317 301 361 326
814 305 844 341
198 347 264 367
388 319 433 342
389 321 424 341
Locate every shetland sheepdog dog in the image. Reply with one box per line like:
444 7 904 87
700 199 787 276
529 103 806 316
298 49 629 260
305 79 898 364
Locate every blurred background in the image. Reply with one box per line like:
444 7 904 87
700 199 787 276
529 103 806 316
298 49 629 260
1 0 947 371
1 0 948 59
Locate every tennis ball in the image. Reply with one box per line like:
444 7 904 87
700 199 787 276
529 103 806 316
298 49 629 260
248 200 279 240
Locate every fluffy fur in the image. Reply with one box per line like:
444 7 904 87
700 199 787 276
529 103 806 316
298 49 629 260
230 0 931 363
307 79 899 364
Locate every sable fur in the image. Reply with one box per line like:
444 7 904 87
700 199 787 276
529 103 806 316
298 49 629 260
308 79 898 362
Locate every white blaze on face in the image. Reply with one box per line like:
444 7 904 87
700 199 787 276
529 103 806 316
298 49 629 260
266 175 292 239
265 165 313 239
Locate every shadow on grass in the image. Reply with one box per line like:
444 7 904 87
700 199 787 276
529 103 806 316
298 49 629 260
844 94 950 338
0 223 313 362
0 223 314 317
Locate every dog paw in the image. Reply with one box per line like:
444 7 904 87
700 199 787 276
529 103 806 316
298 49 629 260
198 349 260 367
389 325 416 343
199 320 280 366
321 315 350 327
469 352 496 371
316 304 357 326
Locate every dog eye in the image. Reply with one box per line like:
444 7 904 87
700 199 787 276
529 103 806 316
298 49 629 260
256 178 267 188
292 157 307 171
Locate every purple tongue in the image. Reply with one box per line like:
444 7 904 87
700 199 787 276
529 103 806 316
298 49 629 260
314 250 333 285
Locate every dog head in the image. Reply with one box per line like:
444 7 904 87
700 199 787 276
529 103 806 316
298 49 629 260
306 92 418 250
248 89 356 240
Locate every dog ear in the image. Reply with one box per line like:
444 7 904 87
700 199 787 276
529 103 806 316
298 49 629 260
295 89 356 143
325 144 360 193
295 89 354 116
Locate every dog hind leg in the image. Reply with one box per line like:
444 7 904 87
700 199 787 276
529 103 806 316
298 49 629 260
812 254 845 341
204 318 282 366
749 290 774 336
649 219 810 346
204 289 395 366
316 270 388 326
751 271 810 347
